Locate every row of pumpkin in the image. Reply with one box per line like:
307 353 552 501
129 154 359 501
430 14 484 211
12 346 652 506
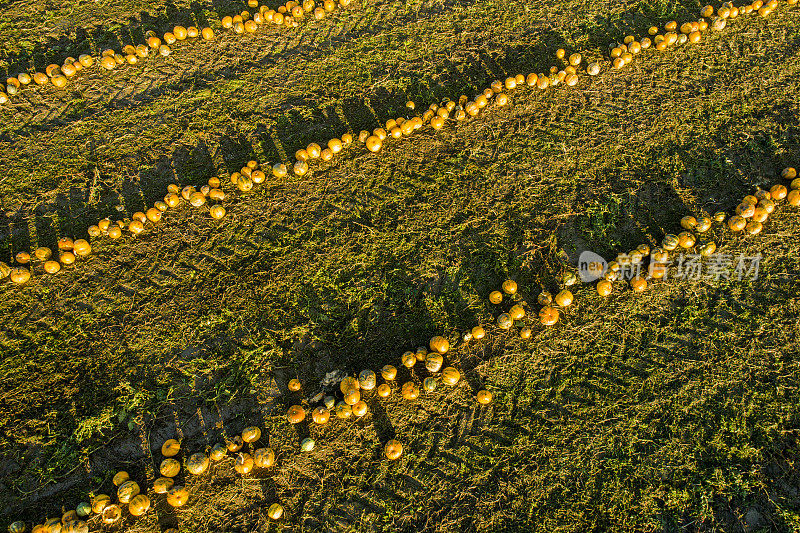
5 0 799 531
0 0 352 105
2 0 795 288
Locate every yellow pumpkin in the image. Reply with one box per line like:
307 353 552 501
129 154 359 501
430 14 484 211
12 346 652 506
101 505 121 524
335 402 353 419
166 486 189 507
352 400 368 417
401 382 419 400
727 215 746 232
402 351 416 368
520 327 532 339
489 290 503 304
539 306 559 326
344 389 360 405
268 503 284 520
509 304 525 320
160 458 180 478
73 239 91 257
153 477 174 494
210 443 227 461
429 336 449 354
425 353 443 372
162 439 180 457
597 280 613 296
112 471 129 486
495 313 511 330
554 290 573 307
630 276 647 292
476 390 493 405
340 376 359 393
441 367 460 386
501 279 518 294
359 369 377 390
782 167 797 180
384 440 403 460
186 453 209 475
91 494 110 514
287 405 306 424
254 447 276 468
470 326 486 340
770 184 788 200
242 426 261 443
128 494 150 517
117 480 140 503
381 365 397 381
788 189 800 206
234 453 254 475
10 268 31 284
537 291 553 305
377 384 391 397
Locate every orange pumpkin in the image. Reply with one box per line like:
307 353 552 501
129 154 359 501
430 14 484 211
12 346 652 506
401 382 419 400
254 447 276 468
128 494 150 517
384 440 403 460
441 367 460 386
429 336 449 354
376 383 391 397
554 290 573 307
287 405 306 424
162 439 180 457
539 306 559 326
234 453 254 475
381 365 397 381
166 486 189 507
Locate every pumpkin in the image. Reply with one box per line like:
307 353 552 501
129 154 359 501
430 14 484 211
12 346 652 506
500 279 519 295
477 390 493 405
376 383 391 397
62 523 86 533
782 167 797 180
91 495 110 514
340 376 359 393
587 62 601 76
736 202 755 218
422 376 438 392
539 306 559 326
384 440 403 460
311 406 330 425
415 347 427 361
352 400 368 417
128 494 150 517
112 471 129 486
468 326 486 341
699 242 717 257
770 184 788 200
752 207 768 223
186 453 209 475
712 211 726 223
441 367 460 386
509 304 525 320
555 290 573 307
537 291 553 305
662 234 679 251
519 327 532 339
344 389 360 405
166 486 189 507
210 443 227 462
209 205 226 219
201 27 214 40
359 369 377 390
745 221 763 235
287 405 306 424
425 353 443 372
401 351 416 368
128 220 144 235
429 336 449 354
268 503 285 520
299 438 315 452
242 426 261 443
10 268 31 284
117 480 140 503
727 215 746 232
162 438 180 457
14 251 30 264
630 276 647 292
401 382 420 400
381 365 397 381
153 477 174 494
75 502 91 518
73 239 91 257
759 198 775 214
8 522 25 533
488 290 504 304
597 280 613 296
43 518 60 532
336 402 353 419
569 53 582 66
160 458 180 478
678 232 696 249
100 505 121 524
681 216 697 230
496 93 508 106
497 313 513 330
31 247 51 262
788 190 800 206
254 447 276 468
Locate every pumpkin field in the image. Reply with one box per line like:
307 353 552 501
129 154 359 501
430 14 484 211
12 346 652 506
1 0 800 530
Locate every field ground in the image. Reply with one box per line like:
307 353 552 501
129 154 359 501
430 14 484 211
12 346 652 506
0 0 799 531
